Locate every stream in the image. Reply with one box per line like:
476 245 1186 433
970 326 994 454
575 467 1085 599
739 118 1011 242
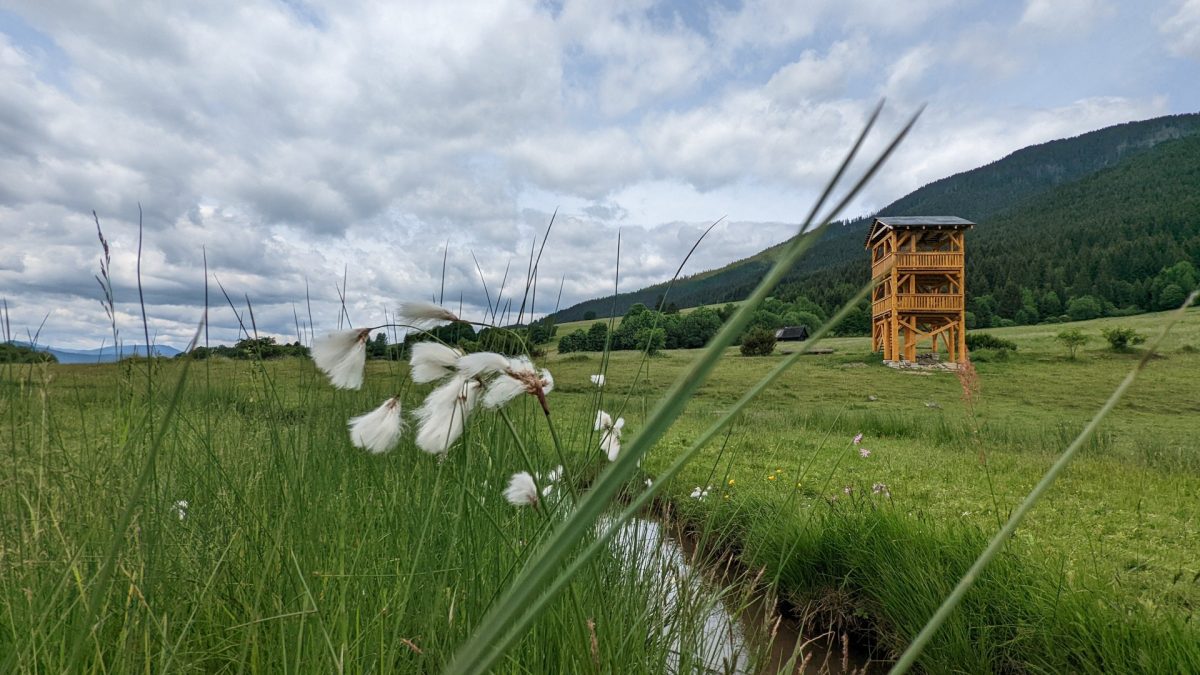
609 517 876 674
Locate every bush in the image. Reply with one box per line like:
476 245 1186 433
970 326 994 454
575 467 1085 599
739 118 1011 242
965 333 1017 352
1101 326 1146 351
969 348 1010 363
1067 295 1103 321
739 327 777 356
1055 328 1088 359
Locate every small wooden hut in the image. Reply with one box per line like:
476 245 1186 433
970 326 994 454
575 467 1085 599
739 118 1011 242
865 216 973 363
774 326 809 341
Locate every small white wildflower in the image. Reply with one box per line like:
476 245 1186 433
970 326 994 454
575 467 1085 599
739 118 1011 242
538 465 564 497
481 356 554 409
852 433 864 445
172 500 188 521
398 300 460 330
843 485 853 495
312 328 371 389
590 373 605 387
690 487 703 499
872 482 890 497
595 410 625 462
859 448 871 458
645 478 653 488
348 397 404 454
409 342 463 384
414 376 480 455
504 471 539 507
456 351 511 379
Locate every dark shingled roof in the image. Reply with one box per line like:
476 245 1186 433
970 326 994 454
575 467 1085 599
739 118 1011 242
774 325 809 341
865 215 975 247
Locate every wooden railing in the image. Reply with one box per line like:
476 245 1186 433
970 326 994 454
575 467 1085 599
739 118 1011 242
871 293 964 316
896 293 962 311
871 251 963 278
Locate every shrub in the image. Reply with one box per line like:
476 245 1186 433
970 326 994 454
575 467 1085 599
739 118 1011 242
969 347 1010 363
965 332 1017 352
739 327 776 356
1055 328 1088 359
1101 326 1146 352
1067 295 1103 321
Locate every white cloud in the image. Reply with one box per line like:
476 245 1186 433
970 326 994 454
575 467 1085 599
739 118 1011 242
882 44 935 97
1020 0 1113 33
1161 0 1200 59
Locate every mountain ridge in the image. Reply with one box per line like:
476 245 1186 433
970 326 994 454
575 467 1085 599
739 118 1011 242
553 112 1200 322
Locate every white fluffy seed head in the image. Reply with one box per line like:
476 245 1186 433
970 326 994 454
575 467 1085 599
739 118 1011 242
456 352 511 379
348 397 405 454
595 410 612 431
590 373 605 387
312 329 371 389
600 431 621 462
409 342 463 384
481 375 527 409
398 301 460 330
415 376 480 455
504 471 539 507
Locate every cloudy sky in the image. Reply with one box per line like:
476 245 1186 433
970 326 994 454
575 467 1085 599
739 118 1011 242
1 0 1197 350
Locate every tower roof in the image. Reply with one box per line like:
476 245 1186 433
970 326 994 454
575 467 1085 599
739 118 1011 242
865 216 975 247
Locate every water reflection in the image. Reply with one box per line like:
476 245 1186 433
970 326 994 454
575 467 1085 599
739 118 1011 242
607 517 870 674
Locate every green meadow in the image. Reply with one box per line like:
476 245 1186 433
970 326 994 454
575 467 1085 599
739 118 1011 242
2 306 1198 672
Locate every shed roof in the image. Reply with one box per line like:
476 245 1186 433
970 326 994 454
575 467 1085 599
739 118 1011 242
865 215 975 247
774 325 809 341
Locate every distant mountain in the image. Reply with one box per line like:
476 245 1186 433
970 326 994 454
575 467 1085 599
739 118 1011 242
14 342 183 364
553 112 1200 323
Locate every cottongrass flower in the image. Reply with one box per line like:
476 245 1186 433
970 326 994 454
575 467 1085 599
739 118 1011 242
172 500 188 521
312 328 371 389
594 410 625 462
348 397 404 454
415 376 480 455
590 373 605 387
853 432 864 445
689 486 711 500
398 300 460 329
456 351 512 379
481 356 554 411
504 471 540 507
409 342 463 383
538 465 563 497
859 448 871 458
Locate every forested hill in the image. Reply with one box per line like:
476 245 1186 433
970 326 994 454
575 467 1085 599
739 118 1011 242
553 112 1200 323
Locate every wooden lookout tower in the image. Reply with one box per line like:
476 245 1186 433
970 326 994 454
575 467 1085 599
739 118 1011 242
866 216 974 364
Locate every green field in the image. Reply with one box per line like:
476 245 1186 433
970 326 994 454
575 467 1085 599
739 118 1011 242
2 307 1198 672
